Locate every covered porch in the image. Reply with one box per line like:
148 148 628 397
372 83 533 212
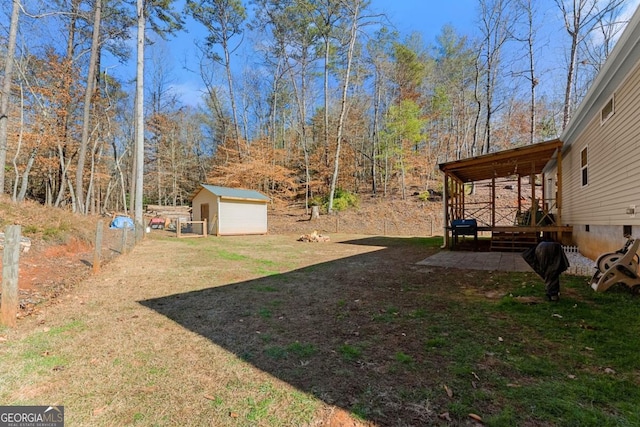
439 139 572 251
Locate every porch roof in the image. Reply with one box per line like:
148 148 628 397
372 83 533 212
439 139 563 183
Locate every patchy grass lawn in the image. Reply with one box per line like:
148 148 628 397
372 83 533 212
1 233 639 426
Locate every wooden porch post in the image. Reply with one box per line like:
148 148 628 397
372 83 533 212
530 163 536 226
557 149 563 224
443 173 449 248
517 175 522 220
491 176 496 226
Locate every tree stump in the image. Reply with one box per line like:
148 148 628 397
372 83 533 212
310 205 320 220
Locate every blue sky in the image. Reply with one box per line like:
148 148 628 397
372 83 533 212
373 0 477 39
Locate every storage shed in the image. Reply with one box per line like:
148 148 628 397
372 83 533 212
191 184 270 236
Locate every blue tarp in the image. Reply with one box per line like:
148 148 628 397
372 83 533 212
110 215 135 229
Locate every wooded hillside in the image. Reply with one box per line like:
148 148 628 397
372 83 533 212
0 0 631 217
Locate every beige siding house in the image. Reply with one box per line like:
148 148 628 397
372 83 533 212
545 5 640 259
191 185 269 236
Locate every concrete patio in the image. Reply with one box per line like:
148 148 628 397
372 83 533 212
417 250 533 272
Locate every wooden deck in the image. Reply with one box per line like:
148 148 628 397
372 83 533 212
449 225 573 252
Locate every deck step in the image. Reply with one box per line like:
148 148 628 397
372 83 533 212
490 231 539 252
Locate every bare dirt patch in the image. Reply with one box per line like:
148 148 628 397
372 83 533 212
3 190 590 426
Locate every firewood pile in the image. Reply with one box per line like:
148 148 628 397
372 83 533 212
297 231 330 242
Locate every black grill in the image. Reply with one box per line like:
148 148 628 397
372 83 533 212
451 219 478 249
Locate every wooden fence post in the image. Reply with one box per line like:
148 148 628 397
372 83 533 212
93 220 103 274
121 227 128 254
1 225 21 327
135 221 144 243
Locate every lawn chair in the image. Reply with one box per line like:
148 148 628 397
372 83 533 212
590 238 640 293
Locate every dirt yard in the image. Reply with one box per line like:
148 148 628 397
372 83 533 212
4 232 456 425
9 195 444 319
4 189 581 426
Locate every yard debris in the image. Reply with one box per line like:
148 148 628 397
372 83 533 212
438 412 452 422
93 406 107 416
443 384 453 398
604 367 616 375
297 231 330 242
468 413 483 423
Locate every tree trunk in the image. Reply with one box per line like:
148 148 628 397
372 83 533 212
76 0 103 214
0 0 21 194
134 0 145 234
17 147 38 202
223 38 242 160
328 0 360 213
11 85 24 202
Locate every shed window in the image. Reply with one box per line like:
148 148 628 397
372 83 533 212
581 147 588 187
601 96 614 124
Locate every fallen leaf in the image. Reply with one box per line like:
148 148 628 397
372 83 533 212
472 371 480 381
229 412 239 418
585 346 594 351
498 336 504 342
93 406 107 416
469 413 483 422
444 384 453 398
204 395 217 401
567 374 576 379
506 383 520 388
471 380 477 389
552 313 563 318
604 367 616 374
438 412 452 422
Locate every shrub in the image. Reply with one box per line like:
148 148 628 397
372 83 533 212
323 189 358 212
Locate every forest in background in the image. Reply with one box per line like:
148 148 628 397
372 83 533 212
0 0 632 219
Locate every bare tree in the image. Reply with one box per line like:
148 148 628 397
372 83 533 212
187 0 246 160
76 0 103 214
477 0 513 154
513 0 540 145
554 0 625 129
327 0 365 213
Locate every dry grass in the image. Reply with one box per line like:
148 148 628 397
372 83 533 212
1 197 639 426
1 234 396 426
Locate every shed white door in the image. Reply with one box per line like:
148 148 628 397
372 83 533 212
219 199 267 234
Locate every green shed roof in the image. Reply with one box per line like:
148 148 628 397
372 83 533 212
198 184 270 201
